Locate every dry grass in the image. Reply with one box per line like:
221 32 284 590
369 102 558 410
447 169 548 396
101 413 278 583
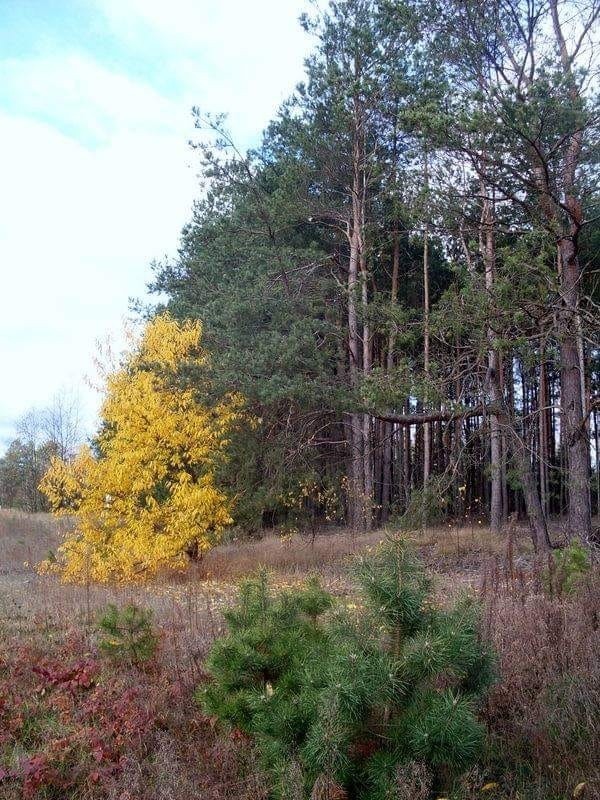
3 509 591 800
0 509 532 639
0 509 535 686
0 510 270 800
0 509 536 614
0 510 226 680
197 521 524 581
479 558 600 800
0 509 70 573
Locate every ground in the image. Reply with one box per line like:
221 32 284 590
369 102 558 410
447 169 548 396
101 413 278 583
0 509 531 638
0 510 598 800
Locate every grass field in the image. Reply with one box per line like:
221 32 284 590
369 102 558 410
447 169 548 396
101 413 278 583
0 509 527 666
0 509 598 799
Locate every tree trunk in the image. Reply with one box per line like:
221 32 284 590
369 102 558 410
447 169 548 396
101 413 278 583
559 239 592 541
487 365 551 552
346 90 368 531
594 406 599 519
539 358 550 518
541 0 591 542
479 179 503 531
422 150 431 488
381 225 400 522
347 200 363 528
361 249 373 531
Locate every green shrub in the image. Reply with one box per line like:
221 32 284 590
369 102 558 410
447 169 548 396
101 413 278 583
545 541 591 596
97 604 158 663
198 540 495 799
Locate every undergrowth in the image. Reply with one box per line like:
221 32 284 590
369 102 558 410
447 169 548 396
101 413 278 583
0 516 598 800
0 625 264 800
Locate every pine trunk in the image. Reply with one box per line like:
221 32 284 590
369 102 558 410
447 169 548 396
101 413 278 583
559 239 591 541
422 152 431 489
488 360 551 552
381 226 400 522
479 181 503 531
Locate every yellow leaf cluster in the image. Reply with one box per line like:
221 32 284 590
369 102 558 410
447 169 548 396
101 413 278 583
40 446 95 513
39 314 242 583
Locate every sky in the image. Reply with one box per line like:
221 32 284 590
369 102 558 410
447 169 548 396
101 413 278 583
0 0 310 451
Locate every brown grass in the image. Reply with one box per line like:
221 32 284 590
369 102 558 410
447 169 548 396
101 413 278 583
479 555 600 800
197 521 524 581
0 510 536 702
2 509 594 800
0 509 536 664
0 509 532 643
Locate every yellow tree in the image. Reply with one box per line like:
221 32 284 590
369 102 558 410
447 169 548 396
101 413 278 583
40 314 242 583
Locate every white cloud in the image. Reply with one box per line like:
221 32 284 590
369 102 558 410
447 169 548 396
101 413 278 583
0 52 184 143
0 112 197 445
0 0 311 450
96 0 309 53
94 0 311 142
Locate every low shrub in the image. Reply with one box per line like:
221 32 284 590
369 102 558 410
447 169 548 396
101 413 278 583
97 604 158 664
0 637 155 798
544 541 591 597
198 539 495 799
0 629 264 800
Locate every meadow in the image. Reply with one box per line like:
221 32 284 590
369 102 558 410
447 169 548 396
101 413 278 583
0 509 598 799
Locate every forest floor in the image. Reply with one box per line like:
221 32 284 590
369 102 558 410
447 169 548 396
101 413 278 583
0 509 597 800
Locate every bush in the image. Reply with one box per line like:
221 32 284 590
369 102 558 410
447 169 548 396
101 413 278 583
0 638 155 798
0 627 266 800
97 604 158 664
544 541 591 596
198 540 495 799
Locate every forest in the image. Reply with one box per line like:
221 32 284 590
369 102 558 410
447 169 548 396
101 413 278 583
0 0 599 798
2 0 598 549
145 0 600 549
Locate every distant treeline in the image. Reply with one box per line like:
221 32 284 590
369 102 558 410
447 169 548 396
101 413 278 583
0 395 80 512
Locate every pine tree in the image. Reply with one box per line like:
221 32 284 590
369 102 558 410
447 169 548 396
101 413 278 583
199 539 495 798
97 604 158 664
151 0 598 544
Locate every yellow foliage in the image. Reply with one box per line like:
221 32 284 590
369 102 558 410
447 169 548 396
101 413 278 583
40 446 95 512
40 314 242 583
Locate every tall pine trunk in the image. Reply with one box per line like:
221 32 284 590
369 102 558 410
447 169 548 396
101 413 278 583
559 239 592 541
361 248 373 531
488 365 551 551
479 180 503 532
422 151 431 489
381 225 400 522
346 90 370 530
347 193 364 528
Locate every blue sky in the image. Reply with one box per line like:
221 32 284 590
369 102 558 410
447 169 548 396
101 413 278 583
0 0 310 449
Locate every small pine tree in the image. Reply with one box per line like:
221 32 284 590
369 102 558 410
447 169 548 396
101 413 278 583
545 541 591 596
198 540 495 799
97 604 158 664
